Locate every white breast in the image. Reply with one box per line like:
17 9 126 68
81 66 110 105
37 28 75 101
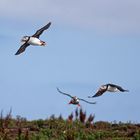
107 86 119 92
28 37 42 46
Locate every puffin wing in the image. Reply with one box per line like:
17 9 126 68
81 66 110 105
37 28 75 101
108 83 129 92
15 43 30 55
32 22 51 38
117 86 129 92
78 98 96 104
57 88 73 98
88 88 106 98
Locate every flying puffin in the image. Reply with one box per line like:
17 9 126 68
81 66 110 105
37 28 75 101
57 88 96 106
15 22 51 55
88 83 129 98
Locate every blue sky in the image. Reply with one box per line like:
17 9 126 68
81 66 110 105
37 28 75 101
0 0 140 122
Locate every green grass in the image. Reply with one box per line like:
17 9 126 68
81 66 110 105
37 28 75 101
0 108 140 140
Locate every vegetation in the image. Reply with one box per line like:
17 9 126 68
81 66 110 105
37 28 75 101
0 108 140 140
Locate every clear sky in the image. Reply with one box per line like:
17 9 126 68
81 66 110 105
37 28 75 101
0 0 140 122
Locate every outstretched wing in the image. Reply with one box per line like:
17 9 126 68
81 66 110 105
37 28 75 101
15 43 30 55
78 98 96 104
32 22 51 38
57 88 73 98
117 86 129 92
108 83 129 92
88 88 106 98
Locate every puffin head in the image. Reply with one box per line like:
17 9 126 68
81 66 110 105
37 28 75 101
100 85 107 90
21 36 29 42
68 100 80 107
69 96 79 105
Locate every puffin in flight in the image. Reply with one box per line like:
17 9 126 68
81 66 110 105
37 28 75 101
15 22 51 55
88 83 129 98
57 88 96 106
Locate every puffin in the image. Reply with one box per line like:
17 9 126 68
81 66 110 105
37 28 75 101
88 83 129 98
57 88 96 106
15 22 51 55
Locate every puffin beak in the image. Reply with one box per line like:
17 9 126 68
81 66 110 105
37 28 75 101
77 104 80 107
68 101 72 104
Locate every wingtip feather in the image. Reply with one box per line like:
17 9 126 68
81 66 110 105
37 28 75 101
15 51 20 55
